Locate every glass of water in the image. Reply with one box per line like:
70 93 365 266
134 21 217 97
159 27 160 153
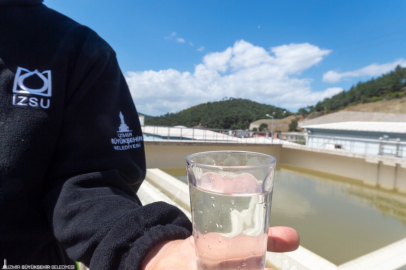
186 151 276 270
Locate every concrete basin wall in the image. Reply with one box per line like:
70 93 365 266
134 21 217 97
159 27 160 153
280 144 406 192
144 141 282 168
144 141 406 191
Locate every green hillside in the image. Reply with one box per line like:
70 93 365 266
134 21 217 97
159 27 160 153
145 97 292 129
299 65 406 116
138 112 155 122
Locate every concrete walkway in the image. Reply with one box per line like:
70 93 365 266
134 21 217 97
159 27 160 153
338 237 406 270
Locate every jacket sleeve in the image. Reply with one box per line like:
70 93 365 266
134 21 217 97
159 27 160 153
42 38 192 269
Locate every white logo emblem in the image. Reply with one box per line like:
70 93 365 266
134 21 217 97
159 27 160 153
118 111 131 133
111 112 143 151
12 67 52 109
13 67 52 97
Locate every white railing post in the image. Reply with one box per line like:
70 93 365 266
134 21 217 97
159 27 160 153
396 139 401 158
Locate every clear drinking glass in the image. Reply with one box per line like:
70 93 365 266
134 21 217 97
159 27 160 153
186 151 276 270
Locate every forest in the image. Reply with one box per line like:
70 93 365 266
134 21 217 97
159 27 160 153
143 97 291 129
298 65 406 116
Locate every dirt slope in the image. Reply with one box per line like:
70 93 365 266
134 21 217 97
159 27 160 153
250 115 303 132
343 97 406 114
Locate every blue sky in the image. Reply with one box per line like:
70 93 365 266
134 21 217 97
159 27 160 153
46 0 406 116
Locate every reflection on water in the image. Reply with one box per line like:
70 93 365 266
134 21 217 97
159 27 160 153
160 165 406 265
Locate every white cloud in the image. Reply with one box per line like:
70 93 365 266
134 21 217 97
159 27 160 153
323 59 406 83
189 42 194 46
271 43 331 75
164 32 177 40
301 87 343 106
202 47 232 72
165 32 187 44
197 46 205 52
126 40 333 116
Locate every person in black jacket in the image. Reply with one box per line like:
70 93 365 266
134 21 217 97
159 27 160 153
0 1 299 269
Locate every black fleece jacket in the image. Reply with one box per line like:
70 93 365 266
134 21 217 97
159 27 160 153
0 0 192 269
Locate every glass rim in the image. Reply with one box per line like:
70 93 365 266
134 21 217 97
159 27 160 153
185 150 277 169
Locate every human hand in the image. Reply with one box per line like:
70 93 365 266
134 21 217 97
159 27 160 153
141 226 300 270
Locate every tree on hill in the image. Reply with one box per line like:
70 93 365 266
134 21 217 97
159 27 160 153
299 65 406 115
297 108 310 117
145 98 292 130
259 123 268 131
137 112 155 122
288 118 299 132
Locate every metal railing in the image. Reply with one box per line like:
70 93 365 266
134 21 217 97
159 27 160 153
278 133 405 158
141 125 280 144
141 125 406 158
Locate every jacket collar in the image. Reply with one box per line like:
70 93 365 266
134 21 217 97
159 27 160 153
0 0 43 5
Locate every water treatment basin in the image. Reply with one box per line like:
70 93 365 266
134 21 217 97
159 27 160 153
161 164 406 265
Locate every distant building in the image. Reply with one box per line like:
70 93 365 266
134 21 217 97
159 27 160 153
139 115 145 126
300 111 406 127
302 121 406 157
234 129 251 137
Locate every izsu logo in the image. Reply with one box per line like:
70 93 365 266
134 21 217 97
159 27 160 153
12 67 52 109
